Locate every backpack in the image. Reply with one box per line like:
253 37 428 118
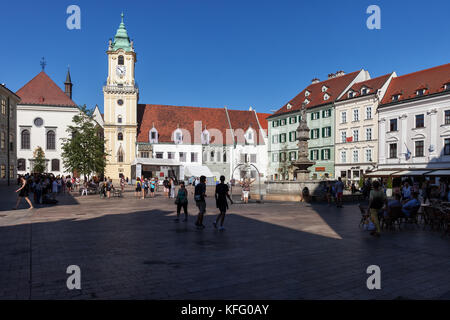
137 181 141 188
194 183 204 202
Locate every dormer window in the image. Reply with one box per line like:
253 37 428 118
392 94 400 101
305 90 310 97
149 127 158 143
323 93 329 101
201 129 210 145
174 129 183 144
416 89 425 96
348 91 354 98
361 87 369 95
445 83 450 91
304 98 310 105
245 128 254 144
322 86 328 92
287 103 292 110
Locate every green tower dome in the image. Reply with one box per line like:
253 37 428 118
112 13 132 52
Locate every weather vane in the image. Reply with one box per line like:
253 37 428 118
40 57 46 71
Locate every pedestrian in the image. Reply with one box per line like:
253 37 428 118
135 177 142 199
163 177 170 198
120 176 125 193
169 178 175 198
401 181 412 201
174 182 188 222
241 178 255 204
213 175 233 231
143 178 149 198
13 175 34 210
106 178 113 199
194 175 207 229
367 180 387 238
81 180 88 196
335 177 344 208
150 178 156 197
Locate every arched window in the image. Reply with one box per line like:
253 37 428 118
118 132 123 141
21 129 30 149
118 115 122 123
46 130 56 150
173 129 183 144
117 148 124 163
51 159 60 172
17 158 26 171
118 55 124 65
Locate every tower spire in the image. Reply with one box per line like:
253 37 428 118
111 13 132 52
64 66 73 99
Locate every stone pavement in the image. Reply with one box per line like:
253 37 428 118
0 184 449 300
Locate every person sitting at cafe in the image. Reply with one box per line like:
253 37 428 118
401 181 412 201
402 192 420 218
384 193 402 218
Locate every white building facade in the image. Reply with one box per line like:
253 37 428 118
334 73 395 183
15 70 79 177
378 64 450 171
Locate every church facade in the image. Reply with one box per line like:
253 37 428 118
103 15 270 183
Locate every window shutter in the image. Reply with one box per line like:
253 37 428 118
310 150 313 160
322 128 324 137
321 149 324 160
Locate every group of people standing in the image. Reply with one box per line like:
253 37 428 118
13 173 78 210
173 175 233 231
135 177 159 199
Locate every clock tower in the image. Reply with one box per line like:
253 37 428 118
103 13 138 181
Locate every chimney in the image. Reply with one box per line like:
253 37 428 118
64 67 73 99
311 78 320 84
328 73 336 79
335 70 346 77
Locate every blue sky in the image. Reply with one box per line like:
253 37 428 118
1 0 449 114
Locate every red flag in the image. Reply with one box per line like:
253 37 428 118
346 137 353 142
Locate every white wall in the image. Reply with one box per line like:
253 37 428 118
17 105 80 176
378 94 450 169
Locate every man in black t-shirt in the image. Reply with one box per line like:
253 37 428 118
194 175 207 229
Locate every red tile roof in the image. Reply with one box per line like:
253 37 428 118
16 71 77 107
380 63 450 106
137 104 267 145
271 70 362 117
227 109 267 144
256 112 271 131
338 73 392 102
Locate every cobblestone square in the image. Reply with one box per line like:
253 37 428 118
0 185 449 300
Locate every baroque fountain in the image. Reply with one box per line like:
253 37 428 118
265 102 325 202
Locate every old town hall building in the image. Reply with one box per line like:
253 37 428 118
103 15 269 183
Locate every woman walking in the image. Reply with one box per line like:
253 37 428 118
174 182 189 222
213 176 233 231
14 176 34 210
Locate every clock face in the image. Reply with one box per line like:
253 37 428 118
116 65 126 78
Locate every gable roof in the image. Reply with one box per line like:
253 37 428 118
226 109 267 144
380 63 450 106
270 70 362 117
338 73 392 102
137 104 267 145
16 71 77 107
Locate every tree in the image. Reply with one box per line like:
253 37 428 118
61 105 107 181
33 146 46 173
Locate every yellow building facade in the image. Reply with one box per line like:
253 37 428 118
103 14 138 181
